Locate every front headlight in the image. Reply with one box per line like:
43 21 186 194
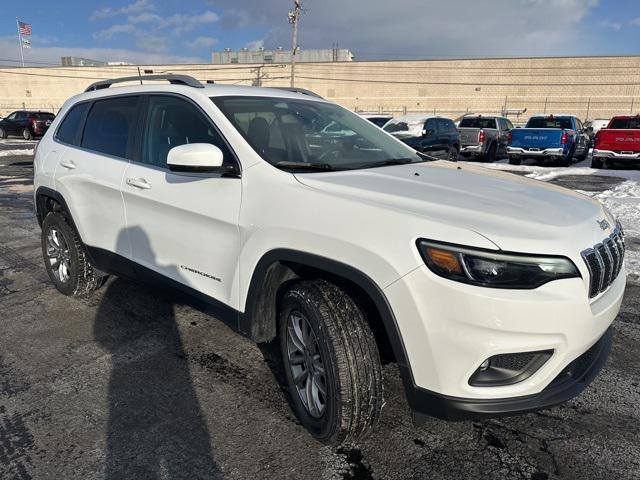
416 239 580 289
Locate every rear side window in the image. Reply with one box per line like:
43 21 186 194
56 103 89 146
82 96 139 158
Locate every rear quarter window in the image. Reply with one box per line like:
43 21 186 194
56 103 89 146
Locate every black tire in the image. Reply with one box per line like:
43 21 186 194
41 212 107 297
448 145 459 162
279 280 383 445
591 157 604 169
0 127 6 139
577 143 590 161
508 156 522 165
484 143 497 162
559 147 575 167
22 128 33 141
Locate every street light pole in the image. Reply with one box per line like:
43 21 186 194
288 0 302 87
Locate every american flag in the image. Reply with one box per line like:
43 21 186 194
18 21 32 36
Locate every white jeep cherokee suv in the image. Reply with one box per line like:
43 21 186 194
34 74 625 445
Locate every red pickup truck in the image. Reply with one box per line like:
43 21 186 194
592 115 640 168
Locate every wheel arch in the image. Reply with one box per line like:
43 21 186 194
35 187 83 241
240 249 410 369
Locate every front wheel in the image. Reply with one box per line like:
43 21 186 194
22 128 33 140
280 280 383 445
448 145 459 162
41 212 107 297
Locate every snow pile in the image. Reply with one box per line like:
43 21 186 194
0 149 34 157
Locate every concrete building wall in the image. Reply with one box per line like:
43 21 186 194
1 55 639 124
212 48 353 64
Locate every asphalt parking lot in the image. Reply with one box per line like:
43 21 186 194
1 139 639 480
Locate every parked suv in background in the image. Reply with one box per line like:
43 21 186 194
592 115 640 168
457 115 513 161
507 115 591 166
34 75 624 445
0 110 55 140
360 113 393 128
383 114 460 160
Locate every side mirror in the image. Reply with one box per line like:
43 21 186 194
585 126 594 134
167 143 225 173
422 129 432 137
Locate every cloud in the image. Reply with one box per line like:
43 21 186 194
599 20 622 31
632 17 640 26
90 0 154 20
207 0 602 58
186 36 219 50
93 24 136 41
245 39 265 51
95 10 219 40
0 37 202 65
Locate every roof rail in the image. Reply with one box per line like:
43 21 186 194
268 87 324 99
84 74 204 92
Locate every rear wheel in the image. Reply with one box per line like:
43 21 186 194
22 128 33 140
41 212 107 297
484 143 497 162
508 156 522 165
591 157 604 169
0 127 6 139
279 280 383 445
559 147 575 167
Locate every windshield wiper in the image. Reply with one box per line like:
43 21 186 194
274 161 335 171
355 157 421 170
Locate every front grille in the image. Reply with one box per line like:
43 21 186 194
581 222 625 298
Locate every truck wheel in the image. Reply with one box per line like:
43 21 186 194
448 145 459 162
22 128 33 141
484 143 497 162
591 157 604 169
508 156 522 165
279 280 383 445
0 127 6 139
41 212 107 297
559 147 575 167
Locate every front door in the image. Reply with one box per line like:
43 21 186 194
121 94 242 310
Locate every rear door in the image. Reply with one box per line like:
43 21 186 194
3 112 21 135
419 118 441 156
121 94 242 310
54 96 137 260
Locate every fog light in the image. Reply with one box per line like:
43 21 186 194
479 359 490 371
469 350 553 387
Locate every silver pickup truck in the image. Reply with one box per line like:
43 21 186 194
457 115 514 162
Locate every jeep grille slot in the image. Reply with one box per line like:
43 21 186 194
581 224 625 298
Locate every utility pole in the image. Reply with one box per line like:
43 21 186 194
288 0 302 87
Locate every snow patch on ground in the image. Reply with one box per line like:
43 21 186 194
0 149 34 157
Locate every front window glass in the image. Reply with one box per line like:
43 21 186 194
213 96 423 171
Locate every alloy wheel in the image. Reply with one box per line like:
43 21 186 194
286 310 327 418
45 227 72 283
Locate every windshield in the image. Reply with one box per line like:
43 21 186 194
608 118 640 129
212 96 424 171
526 117 573 129
383 117 426 137
459 117 497 129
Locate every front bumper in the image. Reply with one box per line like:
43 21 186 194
384 263 624 419
507 146 565 158
593 149 640 163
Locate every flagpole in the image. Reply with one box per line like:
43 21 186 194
16 18 24 67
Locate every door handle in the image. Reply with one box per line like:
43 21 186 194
60 160 76 170
126 177 152 190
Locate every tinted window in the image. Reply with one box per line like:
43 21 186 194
459 117 497 129
34 113 55 121
437 118 449 132
425 118 437 133
609 118 640 129
526 117 573 129
56 103 89 145
141 95 232 169
82 96 139 158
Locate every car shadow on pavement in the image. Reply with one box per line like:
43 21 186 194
93 228 223 479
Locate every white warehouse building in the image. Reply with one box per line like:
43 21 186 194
212 47 354 64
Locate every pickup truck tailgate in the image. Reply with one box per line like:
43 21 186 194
510 128 563 149
458 127 480 146
596 129 640 152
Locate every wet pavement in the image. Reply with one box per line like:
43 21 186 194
1 139 639 480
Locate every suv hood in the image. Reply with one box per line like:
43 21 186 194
295 161 610 254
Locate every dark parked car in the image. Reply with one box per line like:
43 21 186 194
383 114 460 160
0 110 56 140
